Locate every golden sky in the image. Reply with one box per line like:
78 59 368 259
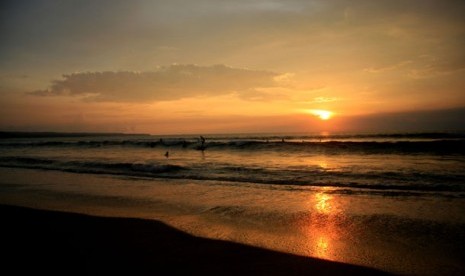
1 0 464 134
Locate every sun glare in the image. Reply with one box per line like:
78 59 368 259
309 109 333 120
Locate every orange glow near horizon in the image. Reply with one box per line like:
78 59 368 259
309 110 334 121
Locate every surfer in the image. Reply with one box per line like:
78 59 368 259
197 136 206 151
164 151 169 158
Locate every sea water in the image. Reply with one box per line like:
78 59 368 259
0 132 464 275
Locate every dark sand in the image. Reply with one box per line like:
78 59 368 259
0 204 390 275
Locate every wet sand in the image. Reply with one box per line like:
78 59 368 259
0 204 390 275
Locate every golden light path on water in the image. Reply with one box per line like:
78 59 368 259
304 186 342 261
315 193 332 214
314 190 334 259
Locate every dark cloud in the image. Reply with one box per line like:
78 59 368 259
2 0 464 74
29 64 282 102
340 107 465 132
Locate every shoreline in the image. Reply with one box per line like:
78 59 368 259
0 204 390 275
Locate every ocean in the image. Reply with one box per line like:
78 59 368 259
0 132 464 274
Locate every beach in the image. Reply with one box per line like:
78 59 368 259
1 204 389 275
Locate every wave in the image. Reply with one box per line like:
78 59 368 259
202 132 465 141
0 156 463 196
208 140 465 155
0 157 185 175
1 138 465 155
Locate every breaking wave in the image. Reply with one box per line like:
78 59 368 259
0 156 463 196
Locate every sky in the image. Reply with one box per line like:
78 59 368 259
1 0 464 134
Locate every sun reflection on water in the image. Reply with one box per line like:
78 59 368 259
315 234 330 259
317 160 328 170
304 188 343 261
315 192 332 214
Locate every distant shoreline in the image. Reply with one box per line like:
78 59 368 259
0 131 150 139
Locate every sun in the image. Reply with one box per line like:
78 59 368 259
309 109 333 120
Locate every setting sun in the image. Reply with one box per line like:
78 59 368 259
309 110 333 120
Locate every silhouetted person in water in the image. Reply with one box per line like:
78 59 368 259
281 138 285 143
198 136 206 151
164 151 169 158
